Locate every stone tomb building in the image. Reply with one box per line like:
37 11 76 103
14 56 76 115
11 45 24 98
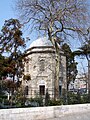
22 37 67 99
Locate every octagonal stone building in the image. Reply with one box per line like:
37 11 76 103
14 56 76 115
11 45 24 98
22 37 67 99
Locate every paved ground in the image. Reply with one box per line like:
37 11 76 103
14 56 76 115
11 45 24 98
47 111 90 120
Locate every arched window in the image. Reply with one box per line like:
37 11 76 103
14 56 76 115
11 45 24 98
26 61 29 72
39 85 45 95
39 59 45 71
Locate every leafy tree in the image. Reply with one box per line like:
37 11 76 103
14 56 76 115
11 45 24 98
62 43 78 90
23 74 31 81
0 18 26 82
0 55 11 102
0 54 13 80
14 87 26 107
74 40 90 60
0 79 17 105
0 54 6 79
15 0 90 100
73 40 90 95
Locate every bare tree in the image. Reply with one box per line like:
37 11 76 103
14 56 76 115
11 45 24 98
15 0 90 100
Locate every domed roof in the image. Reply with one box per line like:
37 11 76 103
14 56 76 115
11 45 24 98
30 37 53 48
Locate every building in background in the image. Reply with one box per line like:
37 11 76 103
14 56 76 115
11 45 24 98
69 73 87 94
22 37 67 99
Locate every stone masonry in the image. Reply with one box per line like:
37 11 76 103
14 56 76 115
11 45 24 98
0 104 90 120
22 37 67 99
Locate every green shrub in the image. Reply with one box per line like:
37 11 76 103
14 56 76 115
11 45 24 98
67 92 81 104
29 96 43 106
67 92 90 104
81 94 90 103
48 99 63 106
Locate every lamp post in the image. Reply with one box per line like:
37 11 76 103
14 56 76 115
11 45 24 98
87 54 90 95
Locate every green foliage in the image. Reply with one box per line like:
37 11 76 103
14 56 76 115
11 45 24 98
0 95 7 100
0 19 25 53
67 92 90 104
14 88 26 107
82 94 90 103
67 92 80 104
0 80 25 108
0 55 9 78
0 18 26 82
23 74 31 81
29 96 43 107
48 99 63 106
0 80 17 93
45 89 50 106
0 81 7 105
76 41 90 57
62 43 78 88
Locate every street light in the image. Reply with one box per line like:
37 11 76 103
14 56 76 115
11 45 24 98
87 54 90 95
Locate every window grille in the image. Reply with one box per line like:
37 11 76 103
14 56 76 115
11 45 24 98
39 59 45 71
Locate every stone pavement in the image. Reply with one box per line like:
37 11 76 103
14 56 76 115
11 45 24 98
0 104 90 120
48 111 90 120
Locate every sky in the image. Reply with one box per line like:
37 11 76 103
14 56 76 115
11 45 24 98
0 0 15 30
0 0 89 74
0 0 37 48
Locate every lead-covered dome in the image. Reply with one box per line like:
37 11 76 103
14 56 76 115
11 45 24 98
29 37 53 48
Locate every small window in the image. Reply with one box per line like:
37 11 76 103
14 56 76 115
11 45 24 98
59 85 62 96
39 85 45 95
25 86 28 95
39 59 45 71
26 61 29 72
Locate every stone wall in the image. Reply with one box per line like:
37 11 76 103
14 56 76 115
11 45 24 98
0 104 90 120
23 45 67 99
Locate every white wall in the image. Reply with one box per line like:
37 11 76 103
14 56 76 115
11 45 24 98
0 104 90 120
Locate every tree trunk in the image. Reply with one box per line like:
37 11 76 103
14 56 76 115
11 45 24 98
88 60 90 94
54 50 60 100
54 43 60 100
48 28 60 100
